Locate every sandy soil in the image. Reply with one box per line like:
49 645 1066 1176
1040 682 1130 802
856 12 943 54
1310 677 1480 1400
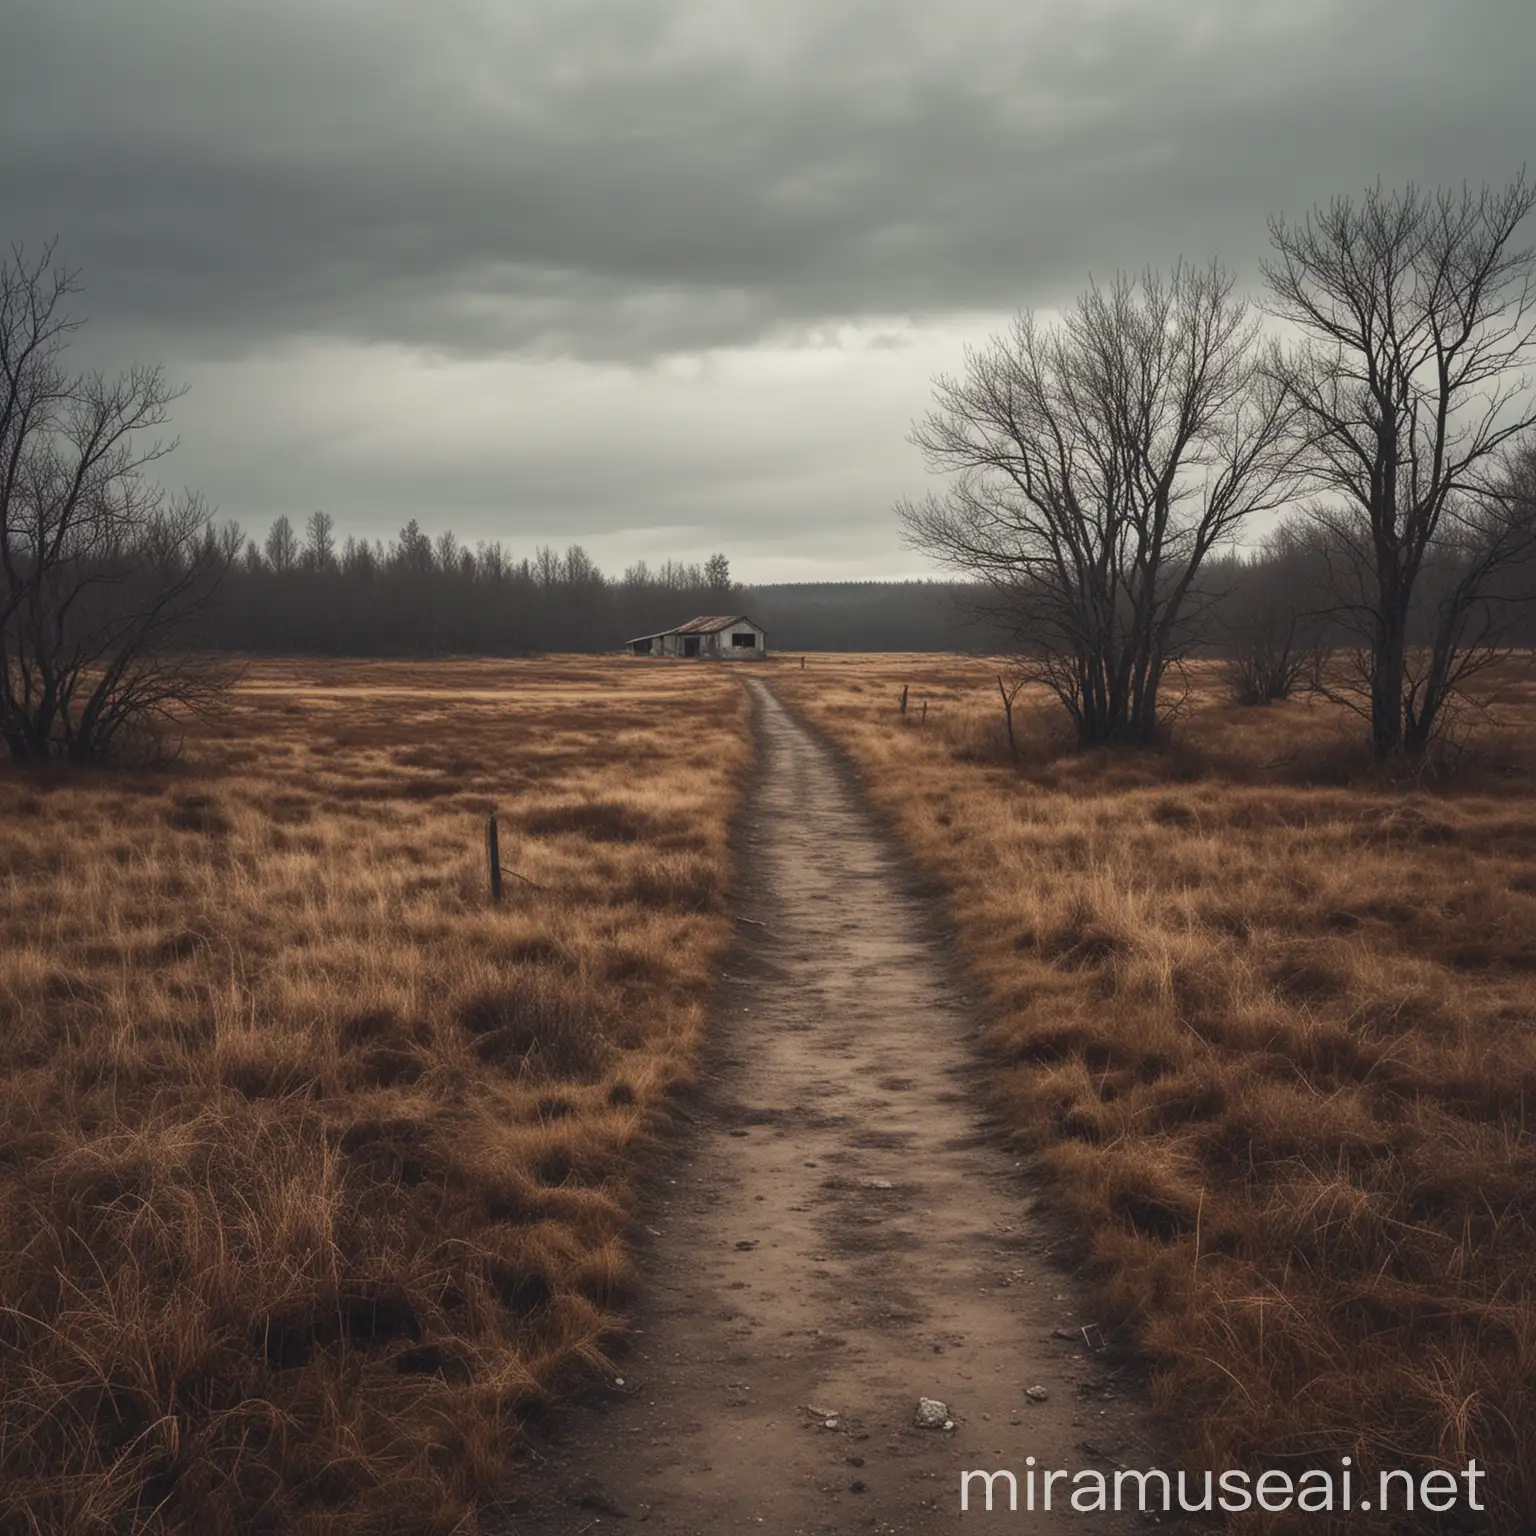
493 679 1182 1533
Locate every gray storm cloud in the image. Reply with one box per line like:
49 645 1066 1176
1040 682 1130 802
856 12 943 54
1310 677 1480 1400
3 0 1532 574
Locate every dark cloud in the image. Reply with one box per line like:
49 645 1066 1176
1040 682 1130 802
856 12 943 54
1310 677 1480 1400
7 0 1533 362
3 0 1532 574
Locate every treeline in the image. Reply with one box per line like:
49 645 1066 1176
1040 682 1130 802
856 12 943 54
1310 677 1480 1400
190 510 1536 662
1200 528 1536 658
183 509 1536 659
185 513 1010 654
747 582 1010 651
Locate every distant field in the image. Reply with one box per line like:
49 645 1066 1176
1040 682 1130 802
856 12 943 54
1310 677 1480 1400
775 654 1536 1532
0 657 747 1534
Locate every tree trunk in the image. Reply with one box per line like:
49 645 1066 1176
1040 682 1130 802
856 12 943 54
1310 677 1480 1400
0 728 36 763
1370 589 1408 757
997 676 1017 758
1129 678 1161 745
1404 631 1456 755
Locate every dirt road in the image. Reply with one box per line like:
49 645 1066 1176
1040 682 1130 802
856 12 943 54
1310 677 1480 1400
495 678 1167 1533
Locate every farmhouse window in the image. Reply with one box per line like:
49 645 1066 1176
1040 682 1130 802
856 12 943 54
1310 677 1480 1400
731 632 756 647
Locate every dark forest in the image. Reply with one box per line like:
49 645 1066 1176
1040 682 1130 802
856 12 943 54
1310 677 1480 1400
188 512 1536 661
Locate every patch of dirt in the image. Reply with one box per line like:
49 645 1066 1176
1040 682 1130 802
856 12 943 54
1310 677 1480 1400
492 679 1197 1533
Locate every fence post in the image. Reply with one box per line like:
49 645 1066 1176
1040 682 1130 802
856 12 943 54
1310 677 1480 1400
921 700 927 724
486 814 503 904
900 684 909 715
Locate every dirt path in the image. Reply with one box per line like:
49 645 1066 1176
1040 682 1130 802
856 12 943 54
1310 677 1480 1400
495 679 1168 1533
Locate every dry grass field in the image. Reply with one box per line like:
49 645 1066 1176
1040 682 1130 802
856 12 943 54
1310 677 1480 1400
775 654 1536 1532
0 657 747 1535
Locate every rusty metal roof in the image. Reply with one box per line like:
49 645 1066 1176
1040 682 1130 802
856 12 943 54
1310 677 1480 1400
623 615 761 646
673 614 754 634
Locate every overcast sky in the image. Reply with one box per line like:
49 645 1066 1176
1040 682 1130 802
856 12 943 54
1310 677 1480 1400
4 0 1532 580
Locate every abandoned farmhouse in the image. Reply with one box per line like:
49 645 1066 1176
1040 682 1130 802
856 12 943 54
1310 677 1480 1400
626 615 766 659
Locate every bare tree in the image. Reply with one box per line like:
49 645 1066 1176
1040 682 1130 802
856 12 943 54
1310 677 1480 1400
1224 608 1307 705
704 552 731 593
396 519 434 575
264 514 298 574
532 544 561 587
303 509 336 572
1393 446 1536 737
899 263 1296 746
339 535 374 579
0 242 232 764
477 540 509 583
560 544 602 588
215 518 247 569
997 669 1027 757
1218 524 1321 704
1264 176 1536 755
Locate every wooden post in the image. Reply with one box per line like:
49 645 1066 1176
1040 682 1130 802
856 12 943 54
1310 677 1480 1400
921 700 927 724
801 656 805 669
900 684 909 715
486 814 503 904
